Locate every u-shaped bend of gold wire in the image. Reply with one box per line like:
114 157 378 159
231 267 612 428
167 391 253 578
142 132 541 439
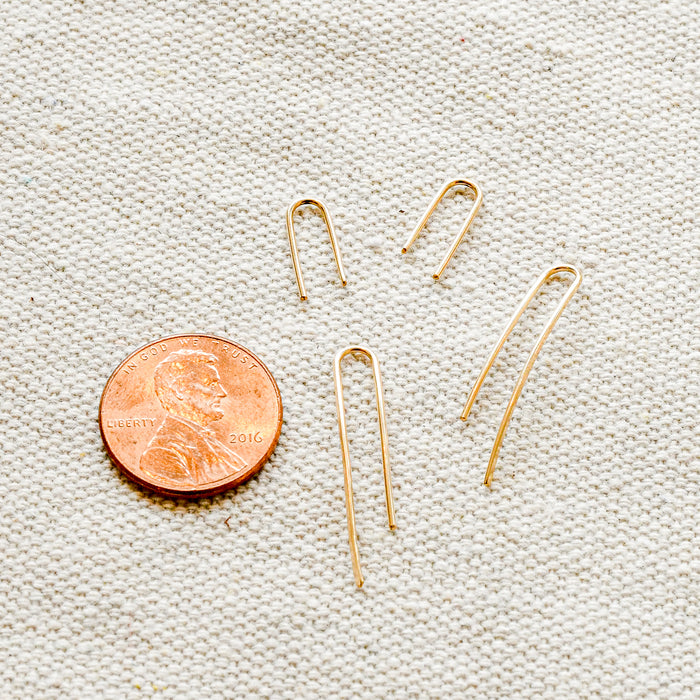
401 179 483 280
286 198 347 300
333 346 396 588
461 264 583 487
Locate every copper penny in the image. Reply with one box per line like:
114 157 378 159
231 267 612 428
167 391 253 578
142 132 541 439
99 334 283 497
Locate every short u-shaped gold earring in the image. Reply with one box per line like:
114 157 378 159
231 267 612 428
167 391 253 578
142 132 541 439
401 179 483 280
286 198 347 300
333 346 396 587
462 264 583 486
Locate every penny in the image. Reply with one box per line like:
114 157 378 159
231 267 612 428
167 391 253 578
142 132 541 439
99 334 283 498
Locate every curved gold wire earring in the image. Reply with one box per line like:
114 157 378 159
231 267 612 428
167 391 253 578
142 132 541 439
401 179 483 280
461 264 583 487
286 198 347 300
333 346 396 587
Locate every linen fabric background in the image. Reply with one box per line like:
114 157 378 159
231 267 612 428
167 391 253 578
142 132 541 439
0 1 698 698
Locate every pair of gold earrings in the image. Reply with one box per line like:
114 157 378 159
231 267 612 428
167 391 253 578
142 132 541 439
285 179 483 298
285 180 582 587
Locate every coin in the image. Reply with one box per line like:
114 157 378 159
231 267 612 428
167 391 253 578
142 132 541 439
99 334 283 498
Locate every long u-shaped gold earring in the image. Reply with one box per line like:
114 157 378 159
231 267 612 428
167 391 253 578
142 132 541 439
286 198 347 300
333 346 396 587
401 179 483 280
461 264 583 487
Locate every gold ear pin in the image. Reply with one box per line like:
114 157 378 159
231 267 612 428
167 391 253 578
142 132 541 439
333 346 396 588
461 265 583 487
401 179 483 280
286 198 347 300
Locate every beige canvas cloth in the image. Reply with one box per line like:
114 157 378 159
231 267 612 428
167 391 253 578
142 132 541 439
0 1 698 697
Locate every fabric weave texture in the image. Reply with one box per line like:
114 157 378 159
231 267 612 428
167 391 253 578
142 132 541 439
0 1 698 698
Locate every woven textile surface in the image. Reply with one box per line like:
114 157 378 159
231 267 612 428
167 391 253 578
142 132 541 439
1 1 698 698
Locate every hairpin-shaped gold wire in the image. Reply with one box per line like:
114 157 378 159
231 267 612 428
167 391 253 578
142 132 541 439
286 198 347 300
461 264 583 487
401 179 483 280
333 346 396 587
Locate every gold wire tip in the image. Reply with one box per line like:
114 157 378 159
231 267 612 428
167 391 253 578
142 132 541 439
333 346 396 588
285 198 347 301
461 265 583 488
401 179 483 280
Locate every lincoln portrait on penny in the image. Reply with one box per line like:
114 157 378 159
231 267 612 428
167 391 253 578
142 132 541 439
140 349 248 486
